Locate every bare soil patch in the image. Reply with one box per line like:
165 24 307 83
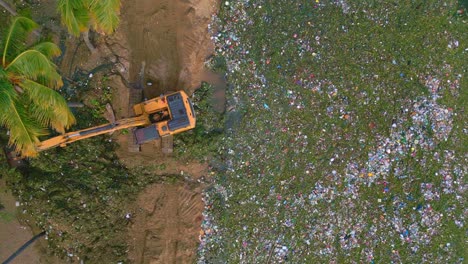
106 0 218 98
128 183 204 264
0 180 41 264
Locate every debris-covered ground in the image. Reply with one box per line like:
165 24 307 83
199 1 467 263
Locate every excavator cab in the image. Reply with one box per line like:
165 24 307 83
133 91 196 145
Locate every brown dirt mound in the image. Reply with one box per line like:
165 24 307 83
128 183 204 264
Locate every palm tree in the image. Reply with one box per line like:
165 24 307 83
57 0 121 53
0 16 75 157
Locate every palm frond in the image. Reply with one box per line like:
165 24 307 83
0 77 16 118
57 0 91 36
32 42 62 59
0 99 47 157
0 83 13 109
1 16 38 67
89 0 121 34
19 79 76 132
5 50 63 89
29 104 64 133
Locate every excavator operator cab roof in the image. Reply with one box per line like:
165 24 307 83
167 93 191 131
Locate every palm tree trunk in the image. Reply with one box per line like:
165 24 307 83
0 0 17 16
82 30 97 53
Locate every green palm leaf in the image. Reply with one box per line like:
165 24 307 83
57 0 90 36
1 16 38 67
0 68 16 119
32 42 62 59
29 104 65 134
89 0 120 34
5 50 63 89
19 79 75 133
0 99 47 157
0 80 16 117
0 82 13 108
1 17 74 157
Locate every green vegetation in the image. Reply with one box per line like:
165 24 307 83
0 16 75 157
175 82 225 161
87 84 112 120
58 0 121 52
0 211 14 222
58 0 121 36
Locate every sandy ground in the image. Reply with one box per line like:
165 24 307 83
0 179 41 264
128 183 204 264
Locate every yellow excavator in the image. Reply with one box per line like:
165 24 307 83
4 91 196 167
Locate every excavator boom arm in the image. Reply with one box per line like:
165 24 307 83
36 115 150 152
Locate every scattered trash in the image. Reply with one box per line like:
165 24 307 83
198 1 465 263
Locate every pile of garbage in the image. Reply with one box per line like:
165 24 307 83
198 1 465 263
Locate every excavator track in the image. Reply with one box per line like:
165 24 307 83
128 61 147 152
161 135 173 155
